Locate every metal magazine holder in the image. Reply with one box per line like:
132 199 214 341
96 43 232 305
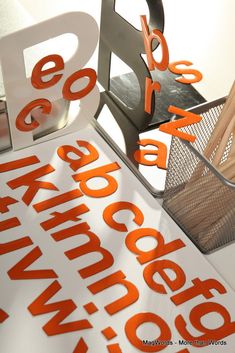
95 0 205 197
95 0 165 197
162 97 235 253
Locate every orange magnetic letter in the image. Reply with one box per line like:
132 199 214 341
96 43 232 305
0 237 33 255
74 339 89 353
168 61 203 84
0 218 21 232
88 271 139 315
126 228 185 264
140 15 169 71
7 164 58 205
107 344 123 353
125 312 171 352
0 196 18 213
0 309 9 323
171 277 226 306
52 222 114 279
8 246 58 280
143 259 186 294
0 155 39 173
73 162 121 198
33 189 83 213
28 280 92 335
62 68 97 101
40 204 89 231
103 201 144 232
145 77 161 114
31 54 64 89
57 140 99 171
134 139 167 170
159 106 202 142
15 99 52 132
175 302 235 347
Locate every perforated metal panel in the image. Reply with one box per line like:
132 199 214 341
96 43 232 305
163 97 235 253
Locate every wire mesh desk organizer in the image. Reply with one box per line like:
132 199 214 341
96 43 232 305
163 82 235 254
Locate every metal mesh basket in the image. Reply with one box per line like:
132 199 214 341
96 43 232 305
163 97 235 254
